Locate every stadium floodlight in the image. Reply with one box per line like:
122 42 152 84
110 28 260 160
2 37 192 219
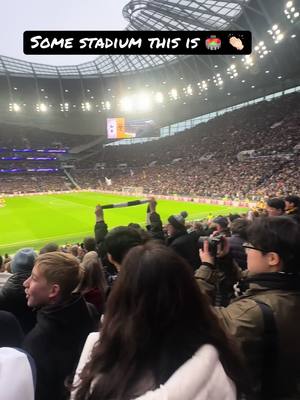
169 88 178 100
254 41 270 58
155 92 164 103
136 93 152 111
197 81 208 94
213 74 223 88
186 84 193 95
183 84 193 96
36 103 47 112
284 1 299 23
268 25 284 43
81 102 91 111
120 96 133 112
101 101 111 111
60 102 69 112
242 55 254 69
202 80 208 89
227 64 238 79
9 103 21 112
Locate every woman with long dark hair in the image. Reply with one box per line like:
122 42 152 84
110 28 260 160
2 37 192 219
72 242 245 400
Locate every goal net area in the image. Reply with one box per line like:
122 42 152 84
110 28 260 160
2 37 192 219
121 187 144 195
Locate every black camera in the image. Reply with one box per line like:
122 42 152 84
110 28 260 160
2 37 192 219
198 234 225 257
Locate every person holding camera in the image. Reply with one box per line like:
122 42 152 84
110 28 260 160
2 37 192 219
195 216 300 399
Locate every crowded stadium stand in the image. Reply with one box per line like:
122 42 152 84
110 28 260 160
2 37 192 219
1 1 300 399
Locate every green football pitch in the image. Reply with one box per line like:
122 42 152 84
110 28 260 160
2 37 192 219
0 192 248 255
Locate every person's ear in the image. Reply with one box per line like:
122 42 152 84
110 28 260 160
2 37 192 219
48 284 61 301
267 252 281 270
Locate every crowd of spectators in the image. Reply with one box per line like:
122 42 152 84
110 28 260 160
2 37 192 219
0 93 299 198
72 92 300 198
1 196 300 399
1 78 300 400
0 173 71 194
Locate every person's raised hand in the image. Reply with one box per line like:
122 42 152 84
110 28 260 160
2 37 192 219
95 204 104 221
199 240 215 265
149 197 157 213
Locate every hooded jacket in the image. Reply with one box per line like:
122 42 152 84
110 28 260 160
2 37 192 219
23 294 98 400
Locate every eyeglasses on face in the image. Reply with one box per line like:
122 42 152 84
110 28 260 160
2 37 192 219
242 242 268 253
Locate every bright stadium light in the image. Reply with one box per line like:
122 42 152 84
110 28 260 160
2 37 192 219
284 1 299 23
9 103 21 112
155 92 164 103
213 74 223 88
242 55 254 69
227 64 239 79
136 93 152 111
197 81 208 94
183 84 193 96
120 96 133 112
201 81 208 90
268 25 284 43
254 41 270 58
81 102 91 111
36 103 48 112
169 88 178 100
60 102 69 112
186 84 193 95
40 103 47 112
101 101 111 111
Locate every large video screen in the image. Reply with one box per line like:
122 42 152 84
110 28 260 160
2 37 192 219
107 118 159 139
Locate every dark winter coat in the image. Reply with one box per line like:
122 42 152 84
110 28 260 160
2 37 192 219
166 231 200 271
0 272 36 333
195 265 300 399
23 294 98 400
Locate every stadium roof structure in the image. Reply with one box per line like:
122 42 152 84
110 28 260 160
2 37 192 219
0 0 254 78
0 0 299 137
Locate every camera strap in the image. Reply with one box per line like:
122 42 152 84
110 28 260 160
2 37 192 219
253 299 278 399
